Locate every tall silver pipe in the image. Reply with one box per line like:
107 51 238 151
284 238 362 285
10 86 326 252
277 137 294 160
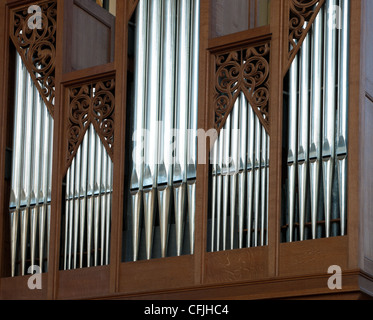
132 0 148 192
187 0 200 182
64 167 71 270
158 0 177 258
86 126 96 267
101 144 108 264
105 156 112 265
229 99 240 250
20 70 34 275
93 131 102 267
10 54 25 211
288 54 298 242
10 54 26 277
46 110 54 272
246 105 255 248
309 7 323 240
211 141 218 252
143 0 162 260
131 0 148 262
68 158 76 270
260 126 267 246
30 87 42 270
174 0 191 184
143 0 162 190
79 132 89 268
253 116 261 247
322 0 337 238
222 114 231 250
173 0 192 255
216 133 224 251
39 94 52 273
337 0 350 236
238 94 247 249
73 147 81 269
187 0 200 255
298 30 310 241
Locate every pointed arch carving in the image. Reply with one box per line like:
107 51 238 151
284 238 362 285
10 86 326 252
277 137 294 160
213 41 270 134
286 0 325 74
66 77 115 170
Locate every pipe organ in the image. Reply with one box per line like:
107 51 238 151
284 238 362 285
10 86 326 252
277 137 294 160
126 0 200 262
282 0 350 242
2 0 372 302
9 53 54 277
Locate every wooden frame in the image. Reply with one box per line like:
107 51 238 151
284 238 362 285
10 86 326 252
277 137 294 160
0 0 372 300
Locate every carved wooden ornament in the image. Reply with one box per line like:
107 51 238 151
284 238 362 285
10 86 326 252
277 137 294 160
286 0 325 73
10 0 57 117
213 41 270 134
67 78 115 168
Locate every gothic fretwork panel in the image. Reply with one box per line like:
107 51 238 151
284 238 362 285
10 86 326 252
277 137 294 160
213 41 270 134
67 78 115 169
286 0 325 73
10 0 57 117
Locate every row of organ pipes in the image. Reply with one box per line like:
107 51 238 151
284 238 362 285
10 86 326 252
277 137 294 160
129 0 200 261
210 94 270 252
285 0 350 242
7 0 351 276
9 53 54 277
63 125 113 270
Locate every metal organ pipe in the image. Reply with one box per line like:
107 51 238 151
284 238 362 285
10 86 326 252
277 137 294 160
337 0 350 237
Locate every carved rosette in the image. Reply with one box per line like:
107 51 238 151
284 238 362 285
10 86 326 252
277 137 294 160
287 0 325 70
10 0 57 117
214 42 270 134
67 78 115 166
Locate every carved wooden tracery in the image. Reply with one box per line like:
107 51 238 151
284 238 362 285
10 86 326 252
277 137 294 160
67 78 115 169
213 41 271 134
10 0 57 117
286 0 325 73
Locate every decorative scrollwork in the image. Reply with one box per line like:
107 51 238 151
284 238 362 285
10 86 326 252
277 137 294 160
10 0 57 117
214 42 270 133
67 78 115 166
287 0 325 70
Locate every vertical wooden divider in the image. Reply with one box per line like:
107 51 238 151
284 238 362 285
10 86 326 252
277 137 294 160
348 0 362 271
47 0 65 300
268 0 284 279
195 0 210 287
0 0 10 284
110 0 126 294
